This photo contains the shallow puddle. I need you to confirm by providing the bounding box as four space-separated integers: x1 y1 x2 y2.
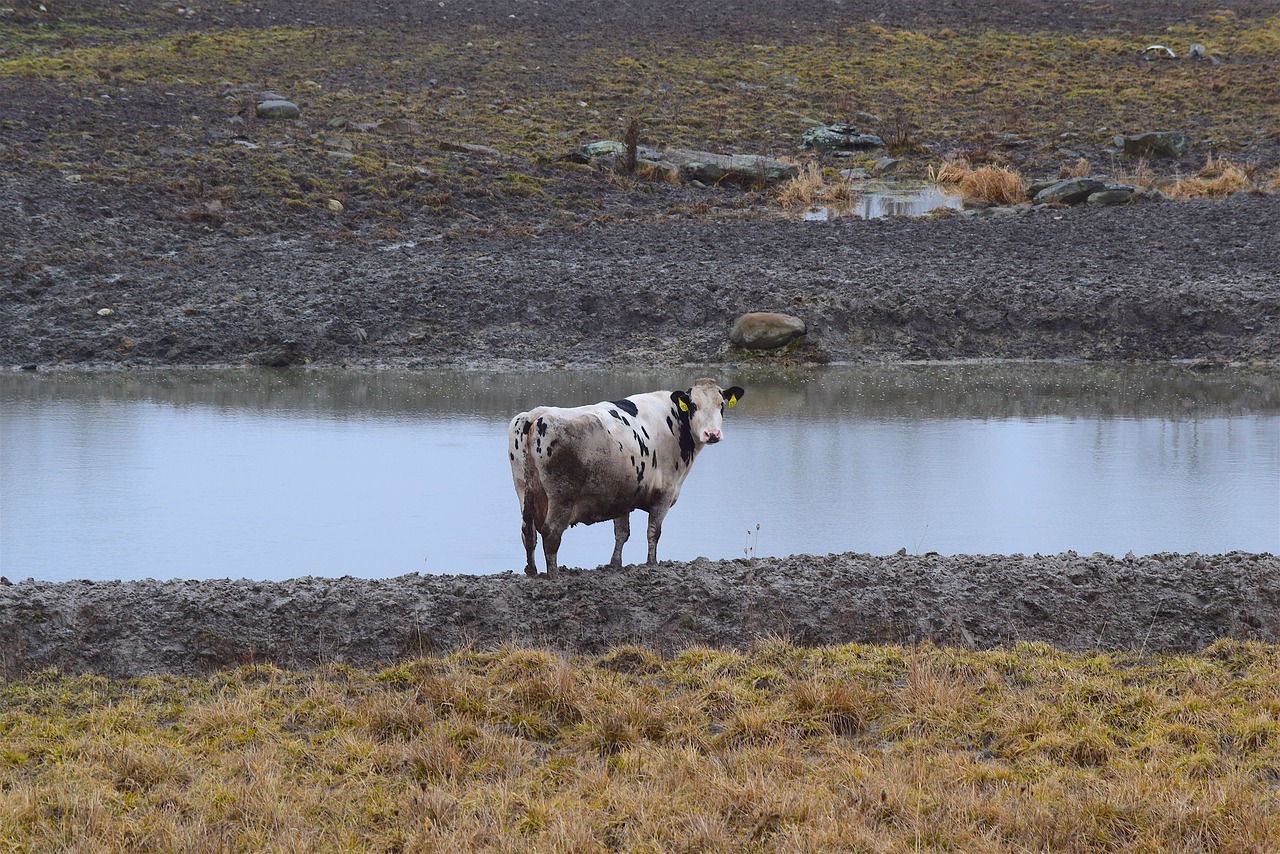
802 181 963 220
2 365 1277 581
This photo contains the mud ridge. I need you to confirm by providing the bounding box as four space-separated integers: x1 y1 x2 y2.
2 551 1275 676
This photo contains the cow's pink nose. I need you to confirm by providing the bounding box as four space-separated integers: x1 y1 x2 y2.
704 430 722 444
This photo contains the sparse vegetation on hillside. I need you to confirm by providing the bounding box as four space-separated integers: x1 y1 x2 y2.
1 10 1277 234
3 641 1278 851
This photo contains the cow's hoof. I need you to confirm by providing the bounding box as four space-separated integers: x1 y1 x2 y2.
524 565 538 577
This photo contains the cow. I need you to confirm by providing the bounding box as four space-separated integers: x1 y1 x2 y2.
508 378 745 578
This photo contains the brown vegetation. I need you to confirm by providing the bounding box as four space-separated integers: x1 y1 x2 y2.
3 641 1278 851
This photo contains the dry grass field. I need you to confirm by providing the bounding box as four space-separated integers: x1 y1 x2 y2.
3 640 1278 852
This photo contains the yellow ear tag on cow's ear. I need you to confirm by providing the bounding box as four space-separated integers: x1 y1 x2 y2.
678 398 689 413
727 394 738 409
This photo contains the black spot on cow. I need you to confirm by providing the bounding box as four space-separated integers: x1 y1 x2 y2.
613 399 639 417
640 424 650 440
671 404 696 465
536 418 548 437
633 431 649 459
666 415 675 434
636 461 646 483
509 452 515 461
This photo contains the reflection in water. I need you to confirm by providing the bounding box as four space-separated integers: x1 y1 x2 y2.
2 366 1277 582
802 182 964 221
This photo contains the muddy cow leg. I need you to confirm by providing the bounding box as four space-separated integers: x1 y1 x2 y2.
521 514 539 576
645 501 673 565
541 509 572 580
610 514 630 568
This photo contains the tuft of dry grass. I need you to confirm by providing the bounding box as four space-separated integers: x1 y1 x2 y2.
1059 157 1093 179
773 159 857 211
940 162 1028 206
2 641 1278 852
1168 154 1256 199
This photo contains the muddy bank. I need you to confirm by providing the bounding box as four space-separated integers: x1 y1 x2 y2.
2 552 1275 676
6 195 1280 369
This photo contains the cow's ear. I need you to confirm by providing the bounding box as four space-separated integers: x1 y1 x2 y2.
671 389 692 413
724 386 745 409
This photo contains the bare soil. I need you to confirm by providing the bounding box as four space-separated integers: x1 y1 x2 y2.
3 552 1277 677
2 0 1277 674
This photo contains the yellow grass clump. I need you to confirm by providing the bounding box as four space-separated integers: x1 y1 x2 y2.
932 158 1028 206
1167 154 1256 199
2 640 1278 852
774 159 857 210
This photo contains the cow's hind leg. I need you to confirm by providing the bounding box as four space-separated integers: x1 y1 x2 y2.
541 526 564 580
521 514 538 576
610 514 630 568
540 508 573 580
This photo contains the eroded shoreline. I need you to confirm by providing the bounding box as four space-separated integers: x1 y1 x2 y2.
3 551 1276 676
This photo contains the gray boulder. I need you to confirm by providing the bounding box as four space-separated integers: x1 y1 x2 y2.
1033 178 1108 205
1114 132 1188 159
659 149 798 186
730 312 807 351
571 141 797 186
799 124 885 152
256 99 300 120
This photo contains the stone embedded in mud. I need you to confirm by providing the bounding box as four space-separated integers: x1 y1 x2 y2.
730 312 807 350
1087 188 1135 206
1113 131 1188 159
374 118 422 135
1033 177 1108 205
569 141 797 186
799 123 885 152
256 99 300 119
659 149 799 186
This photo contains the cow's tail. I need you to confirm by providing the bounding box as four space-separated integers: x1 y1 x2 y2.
511 412 547 530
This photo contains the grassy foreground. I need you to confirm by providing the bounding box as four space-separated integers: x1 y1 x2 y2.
2 640 1278 852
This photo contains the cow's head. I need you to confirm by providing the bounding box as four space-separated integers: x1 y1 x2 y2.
671 378 746 447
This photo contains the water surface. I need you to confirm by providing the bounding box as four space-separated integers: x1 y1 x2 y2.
2 366 1276 582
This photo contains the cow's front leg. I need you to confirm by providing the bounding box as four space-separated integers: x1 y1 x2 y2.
645 502 673 564
610 514 630 568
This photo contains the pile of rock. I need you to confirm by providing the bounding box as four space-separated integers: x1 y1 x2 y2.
569 141 798 187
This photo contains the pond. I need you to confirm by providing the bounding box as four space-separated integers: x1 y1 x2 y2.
2 366 1277 582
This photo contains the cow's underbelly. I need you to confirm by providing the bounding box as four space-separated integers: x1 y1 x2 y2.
568 477 660 525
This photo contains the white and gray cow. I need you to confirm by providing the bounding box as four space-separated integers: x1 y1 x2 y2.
508 378 745 578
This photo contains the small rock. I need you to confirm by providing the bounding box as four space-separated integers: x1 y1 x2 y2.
326 199 344 212
256 99 300 119
872 156 902 175
839 167 872 180
257 340 306 367
730 312 807 350
1086 188 1134 206
96 307 115 317
440 141 502 157
374 118 422 135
